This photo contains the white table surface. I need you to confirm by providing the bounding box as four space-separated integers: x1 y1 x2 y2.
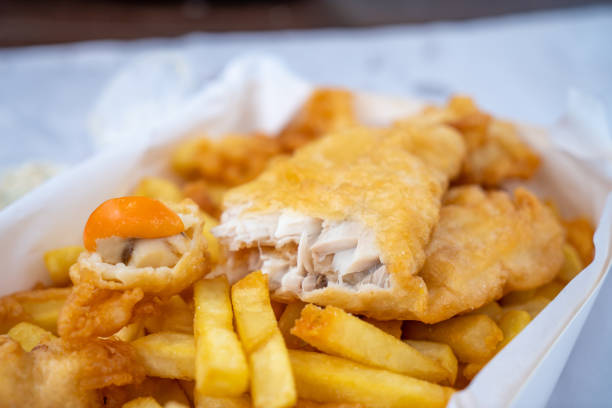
1 5 611 407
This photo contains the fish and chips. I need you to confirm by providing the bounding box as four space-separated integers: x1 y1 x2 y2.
0 88 595 407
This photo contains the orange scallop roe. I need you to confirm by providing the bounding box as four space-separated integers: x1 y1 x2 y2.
83 196 184 251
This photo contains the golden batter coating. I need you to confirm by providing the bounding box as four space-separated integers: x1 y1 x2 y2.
398 96 540 186
0 335 144 408
415 186 565 323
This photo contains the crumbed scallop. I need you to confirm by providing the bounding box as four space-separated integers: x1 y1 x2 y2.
70 200 210 296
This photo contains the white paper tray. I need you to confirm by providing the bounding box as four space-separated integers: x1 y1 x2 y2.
1 56 611 408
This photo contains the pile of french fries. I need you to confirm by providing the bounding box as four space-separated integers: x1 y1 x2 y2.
0 173 592 408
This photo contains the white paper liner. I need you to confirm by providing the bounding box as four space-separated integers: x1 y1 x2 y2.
0 55 610 408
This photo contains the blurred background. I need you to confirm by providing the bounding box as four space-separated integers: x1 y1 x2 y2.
1 0 609 46
1 2 612 406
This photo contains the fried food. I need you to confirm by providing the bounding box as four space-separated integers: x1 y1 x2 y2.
291 305 450 384
0 335 144 408
502 296 550 318
289 350 454 408
414 185 564 323
0 287 70 334
563 217 595 265
278 88 357 152
133 177 184 203
214 125 466 320
44 246 85 286
497 310 532 349
399 95 540 186
278 301 311 349
362 317 403 339
8 321 56 351
183 180 227 219
123 397 163 408
58 283 145 339
557 243 584 283
404 340 458 386
296 401 364 408
144 295 193 334
404 314 503 363
231 271 296 408
194 277 249 397
195 395 251 408
61 198 210 339
70 198 209 296
464 301 504 322
132 332 195 380
105 378 191 408
172 133 282 186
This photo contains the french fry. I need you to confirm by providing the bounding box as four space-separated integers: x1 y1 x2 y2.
123 397 163 408
195 395 251 408
278 301 310 349
43 246 84 286
231 271 296 408
535 281 564 300
193 277 249 397
464 301 503 322
133 177 184 203
403 314 503 363
132 332 195 380
289 350 454 408
460 309 532 381
502 296 550 318
404 340 458 386
8 322 56 351
362 317 403 338
144 295 194 334
497 310 532 349
563 217 595 265
292 305 448 384
557 243 584 283
172 138 207 179
0 287 70 334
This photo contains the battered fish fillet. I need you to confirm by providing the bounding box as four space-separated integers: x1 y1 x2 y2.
213 125 466 319
0 335 144 408
415 186 564 323
398 96 540 186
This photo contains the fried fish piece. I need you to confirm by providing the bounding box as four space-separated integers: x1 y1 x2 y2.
277 88 357 152
172 133 282 186
62 198 209 338
213 125 466 319
0 335 144 408
415 186 564 323
399 96 540 186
